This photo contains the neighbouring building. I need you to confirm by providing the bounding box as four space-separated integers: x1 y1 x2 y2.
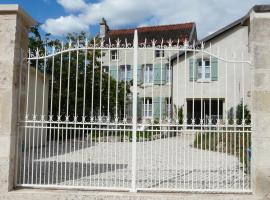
171 16 252 124
99 18 197 122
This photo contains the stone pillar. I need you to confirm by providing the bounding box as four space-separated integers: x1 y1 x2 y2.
249 7 270 199
0 5 35 192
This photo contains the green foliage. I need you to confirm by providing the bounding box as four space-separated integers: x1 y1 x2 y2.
193 130 251 173
228 100 251 125
173 105 183 124
29 25 131 121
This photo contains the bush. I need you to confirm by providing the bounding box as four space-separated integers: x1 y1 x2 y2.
193 129 251 173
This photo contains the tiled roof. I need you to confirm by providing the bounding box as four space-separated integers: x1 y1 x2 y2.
104 22 196 45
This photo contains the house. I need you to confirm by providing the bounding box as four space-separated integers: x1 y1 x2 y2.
99 19 197 122
171 16 252 124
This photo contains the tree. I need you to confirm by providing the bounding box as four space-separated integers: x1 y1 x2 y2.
29 25 131 122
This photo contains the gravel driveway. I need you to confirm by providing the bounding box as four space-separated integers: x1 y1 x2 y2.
18 132 250 192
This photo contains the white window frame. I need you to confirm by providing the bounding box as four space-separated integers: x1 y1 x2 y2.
197 59 211 82
143 64 153 84
143 98 152 118
166 64 171 84
111 50 118 61
120 65 131 81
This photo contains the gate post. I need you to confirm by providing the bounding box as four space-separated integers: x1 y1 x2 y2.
0 5 35 192
249 5 270 198
131 29 138 192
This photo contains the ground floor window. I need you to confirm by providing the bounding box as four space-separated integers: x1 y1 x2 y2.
187 99 223 124
143 98 152 117
166 97 172 117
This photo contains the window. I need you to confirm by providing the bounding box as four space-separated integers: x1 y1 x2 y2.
143 98 152 117
166 97 172 117
197 59 210 81
166 64 171 83
143 64 153 84
103 66 109 73
111 50 118 60
155 49 165 58
119 65 131 81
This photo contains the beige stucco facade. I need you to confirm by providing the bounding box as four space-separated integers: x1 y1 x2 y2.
172 25 252 121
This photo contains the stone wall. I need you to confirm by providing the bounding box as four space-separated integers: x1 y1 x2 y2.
0 5 35 192
249 9 270 199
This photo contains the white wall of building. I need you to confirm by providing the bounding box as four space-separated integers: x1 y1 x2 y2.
172 25 252 120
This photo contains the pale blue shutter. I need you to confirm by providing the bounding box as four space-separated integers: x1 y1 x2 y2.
211 57 218 81
153 97 160 119
160 97 166 118
189 59 197 81
154 64 166 85
153 97 166 119
137 65 142 84
137 97 143 119
110 65 117 80
127 65 132 81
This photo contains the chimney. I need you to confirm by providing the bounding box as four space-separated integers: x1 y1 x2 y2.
99 18 109 38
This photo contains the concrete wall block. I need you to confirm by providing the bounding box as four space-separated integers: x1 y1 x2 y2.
252 91 270 113
251 17 270 44
254 71 270 90
252 137 270 167
0 89 12 135
253 45 270 69
0 5 35 192
0 158 10 192
252 113 270 137
254 167 270 197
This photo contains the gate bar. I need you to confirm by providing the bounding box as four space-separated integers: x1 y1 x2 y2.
131 30 138 192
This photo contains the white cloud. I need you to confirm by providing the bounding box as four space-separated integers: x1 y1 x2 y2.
41 15 88 36
57 0 87 12
42 0 270 37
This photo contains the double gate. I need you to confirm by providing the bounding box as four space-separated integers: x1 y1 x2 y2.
16 30 252 193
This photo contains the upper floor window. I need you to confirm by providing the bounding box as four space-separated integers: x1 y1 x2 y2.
111 50 118 60
197 59 210 81
155 49 165 58
143 64 153 84
119 65 132 81
189 57 218 82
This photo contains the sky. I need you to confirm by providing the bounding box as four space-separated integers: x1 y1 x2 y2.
2 0 270 39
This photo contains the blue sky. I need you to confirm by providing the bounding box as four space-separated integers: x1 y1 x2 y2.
2 0 270 39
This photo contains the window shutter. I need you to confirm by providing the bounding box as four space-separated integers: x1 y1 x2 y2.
110 65 118 80
153 97 160 119
153 97 166 119
154 64 166 85
126 66 132 81
211 57 218 81
189 59 197 81
160 97 166 118
137 97 143 119
137 65 142 84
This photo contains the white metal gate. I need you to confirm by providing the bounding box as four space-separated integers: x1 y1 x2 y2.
16 30 252 193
